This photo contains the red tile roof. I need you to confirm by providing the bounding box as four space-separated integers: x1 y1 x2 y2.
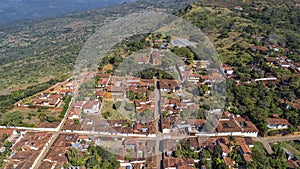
240 144 252 154
97 74 111 78
98 78 107 85
267 118 289 125
96 90 105 97
224 157 234 166
243 154 252 162
0 128 14 138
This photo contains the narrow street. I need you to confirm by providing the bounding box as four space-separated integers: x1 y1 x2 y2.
33 78 82 169
154 77 162 169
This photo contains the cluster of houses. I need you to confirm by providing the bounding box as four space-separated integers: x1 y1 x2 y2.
100 119 156 135
161 111 260 138
162 135 255 169
222 37 300 85
16 80 77 108
0 127 92 169
177 60 225 85
249 40 300 74
39 134 84 169
31 93 62 107
264 55 300 73
116 138 158 169
6 131 54 168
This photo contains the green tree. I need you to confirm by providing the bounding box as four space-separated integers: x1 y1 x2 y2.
66 147 85 166
174 149 182 157
102 111 111 119
141 110 153 118
47 116 57 122
128 90 135 100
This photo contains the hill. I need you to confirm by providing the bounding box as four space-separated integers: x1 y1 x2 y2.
0 0 195 94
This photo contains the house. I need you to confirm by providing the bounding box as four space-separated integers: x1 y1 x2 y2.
239 144 252 162
129 86 148 94
60 88 73 95
250 46 269 54
235 137 254 148
174 119 206 134
161 116 177 133
135 54 149 64
223 157 234 169
234 6 243 11
280 62 290 68
0 129 15 142
223 64 234 75
214 113 259 137
31 93 62 107
133 121 156 134
267 118 289 130
140 79 155 88
105 86 125 98
269 44 279 52
97 73 111 79
96 90 106 98
239 143 252 155
200 60 211 69
292 62 300 72
68 108 81 120
82 100 100 114
159 79 180 92
150 52 163 66
200 72 224 85
219 142 230 157
264 56 279 64
163 157 195 169
181 72 200 84
234 115 259 137
97 78 108 88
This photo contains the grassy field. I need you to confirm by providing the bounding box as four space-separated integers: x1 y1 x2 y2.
100 100 125 120
3 107 61 127
279 141 300 159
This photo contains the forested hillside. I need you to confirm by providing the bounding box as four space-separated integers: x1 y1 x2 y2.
180 0 300 136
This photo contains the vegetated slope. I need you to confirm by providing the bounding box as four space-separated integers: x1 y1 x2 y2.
181 0 300 135
180 1 299 168
0 0 194 94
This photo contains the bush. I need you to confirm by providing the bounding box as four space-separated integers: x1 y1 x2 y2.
268 130 279 136
125 103 135 111
47 116 58 122
102 111 111 119
59 95 71 118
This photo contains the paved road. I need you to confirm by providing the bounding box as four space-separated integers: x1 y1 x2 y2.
254 137 274 154
254 135 300 154
154 77 162 169
33 77 82 169
264 135 300 143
